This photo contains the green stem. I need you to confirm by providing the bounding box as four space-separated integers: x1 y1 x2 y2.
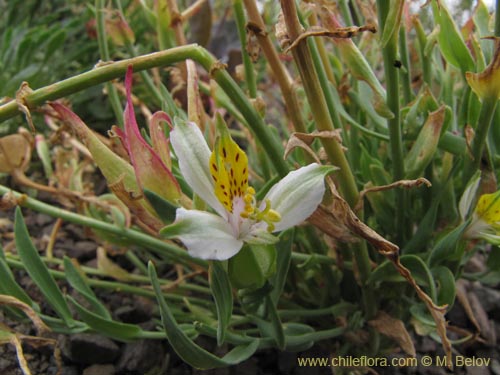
0 44 288 176
233 0 257 98
0 184 207 267
5 257 213 307
96 0 124 125
376 0 406 243
463 95 498 182
279 0 359 207
125 250 149 275
496 0 500 36
398 26 413 104
0 185 336 268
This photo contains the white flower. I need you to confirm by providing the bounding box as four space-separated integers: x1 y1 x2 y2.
161 119 333 260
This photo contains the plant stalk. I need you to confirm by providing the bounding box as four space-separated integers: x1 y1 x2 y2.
0 44 289 176
279 0 359 207
233 0 257 98
96 0 124 125
376 0 406 243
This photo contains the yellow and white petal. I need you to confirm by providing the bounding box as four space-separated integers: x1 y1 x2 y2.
475 191 500 226
170 119 227 218
160 208 243 260
263 163 334 232
209 117 249 213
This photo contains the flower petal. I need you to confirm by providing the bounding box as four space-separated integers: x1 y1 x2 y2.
170 118 227 218
475 191 500 225
161 208 243 260
459 170 481 220
264 163 333 232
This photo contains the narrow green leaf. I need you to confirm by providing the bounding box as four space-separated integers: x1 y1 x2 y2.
14 207 74 326
369 254 436 299
209 261 233 346
265 295 285 350
270 230 294 304
380 0 404 48
63 257 111 320
68 296 142 341
428 221 469 267
149 261 259 369
432 266 456 307
143 188 177 223
0 257 37 309
431 0 474 73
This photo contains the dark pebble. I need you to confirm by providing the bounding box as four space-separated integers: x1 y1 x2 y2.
83 364 116 375
67 240 97 261
60 333 120 365
117 339 164 373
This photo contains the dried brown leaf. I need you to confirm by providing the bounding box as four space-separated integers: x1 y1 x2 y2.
368 311 416 357
15 82 35 133
284 24 376 53
0 295 49 335
0 133 32 173
97 247 133 281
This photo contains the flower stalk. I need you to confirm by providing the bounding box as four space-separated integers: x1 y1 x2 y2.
96 0 124 125
0 44 288 176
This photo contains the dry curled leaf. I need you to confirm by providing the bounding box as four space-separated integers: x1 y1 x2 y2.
15 82 35 133
0 132 32 174
368 311 416 357
97 247 133 282
356 178 432 211
284 136 452 367
284 24 376 53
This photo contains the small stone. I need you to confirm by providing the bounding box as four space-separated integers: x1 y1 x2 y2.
60 334 120 365
68 240 97 261
114 297 153 324
82 364 115 375
117 339 164 373
473 284 500 315
35 213 53 227
491 359 500 375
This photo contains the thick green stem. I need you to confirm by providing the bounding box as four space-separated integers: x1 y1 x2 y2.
399 26 413 104
463 95 498 182
279 0 359 207
0 44 288 176
96 0 124 125
0 184 206 267
5 257 213 307
376 0 406 243
242 0 308 135
233 0 257 98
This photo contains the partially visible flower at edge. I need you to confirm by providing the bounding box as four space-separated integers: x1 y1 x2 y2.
161 118 334 261
464 191 500 244
461 172 500 244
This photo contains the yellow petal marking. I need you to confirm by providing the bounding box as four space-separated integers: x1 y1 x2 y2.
209 132 248 213
476 192 500 225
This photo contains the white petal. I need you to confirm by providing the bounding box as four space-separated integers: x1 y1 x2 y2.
170 119 227 218
264 163 333 232
477 232 500 245
459 170 481 220
161 208 243 260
